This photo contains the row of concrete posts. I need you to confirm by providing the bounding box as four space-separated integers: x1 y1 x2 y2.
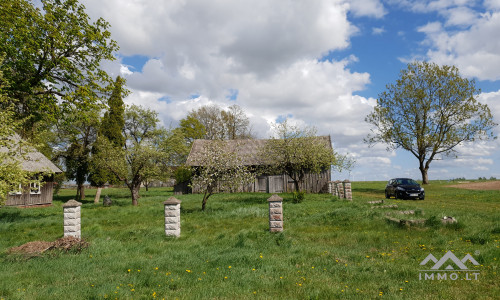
62 195 284 239
328 180 352 200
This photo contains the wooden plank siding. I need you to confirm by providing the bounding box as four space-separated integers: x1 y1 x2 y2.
190 169 330 194
5 177 56 207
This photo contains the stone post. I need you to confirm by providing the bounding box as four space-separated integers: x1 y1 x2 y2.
63 199 82 238
328 181 333 194
334 180 341 198
164 197 181 237
337 180 344 198
268 194 283 232
343 180 352 201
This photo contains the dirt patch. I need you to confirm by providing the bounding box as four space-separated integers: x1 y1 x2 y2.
8 236 89 255
445 180 500 190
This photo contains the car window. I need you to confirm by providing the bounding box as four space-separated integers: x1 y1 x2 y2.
408 179 418 185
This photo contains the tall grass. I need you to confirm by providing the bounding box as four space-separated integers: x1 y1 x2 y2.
0 181 499 299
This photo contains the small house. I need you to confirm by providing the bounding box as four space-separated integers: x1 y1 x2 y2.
2 136 62 207
185 137 332 194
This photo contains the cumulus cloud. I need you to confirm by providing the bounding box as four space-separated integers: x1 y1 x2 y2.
347 0 387 18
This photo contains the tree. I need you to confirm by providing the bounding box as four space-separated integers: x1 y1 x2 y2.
221 104 254 139
191 140 255 211
92 105 169 206
89 76 127 203
99 76 126 148
365 61 497 184
262 120 352 193
0 66 29 204
188 105 225 140
0 0 118 136
184 104 253 140
179 115 206 145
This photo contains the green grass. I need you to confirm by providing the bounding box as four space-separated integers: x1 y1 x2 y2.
1 181 499 299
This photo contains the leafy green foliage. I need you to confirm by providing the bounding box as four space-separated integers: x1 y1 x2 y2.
174 166 192 184
0 61 29 204
99 76 126 148
0 0 118 135
179 115 206 145
292 190 306 203
92 105 170 205
365 61 497 183
89 76 127 188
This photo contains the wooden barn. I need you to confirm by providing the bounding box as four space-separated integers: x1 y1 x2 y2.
3 137 62 207
185 137 332 194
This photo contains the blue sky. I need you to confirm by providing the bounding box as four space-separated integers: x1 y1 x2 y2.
82 0 500 181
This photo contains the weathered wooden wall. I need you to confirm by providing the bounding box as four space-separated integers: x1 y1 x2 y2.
190 169 331 194
5 181 55 207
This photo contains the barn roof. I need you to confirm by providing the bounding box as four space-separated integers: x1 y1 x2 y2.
185 136 332 167
0 135 62 174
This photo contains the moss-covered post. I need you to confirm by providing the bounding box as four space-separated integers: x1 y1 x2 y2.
268 194 283 232
164 197 181 237
63 200 82 238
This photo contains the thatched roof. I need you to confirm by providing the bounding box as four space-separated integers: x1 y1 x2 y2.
0 135 62 174
185 136 332 167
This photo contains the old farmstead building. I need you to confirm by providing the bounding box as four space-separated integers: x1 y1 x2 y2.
185 137 332 194
3 138 62 207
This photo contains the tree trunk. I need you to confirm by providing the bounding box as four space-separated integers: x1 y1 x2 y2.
79 184 85 200
293 180 300 193
419 163 429 184
76 182 85 201
130 184 141 206
94 187 102 204
202 192 209 211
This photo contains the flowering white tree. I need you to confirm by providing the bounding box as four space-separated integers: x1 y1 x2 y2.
191 140 255 211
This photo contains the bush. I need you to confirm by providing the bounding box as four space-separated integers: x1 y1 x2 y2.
292 190 306 203
174 166 192 183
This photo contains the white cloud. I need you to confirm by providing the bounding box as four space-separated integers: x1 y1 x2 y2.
347 0 387 18
372 27 386 35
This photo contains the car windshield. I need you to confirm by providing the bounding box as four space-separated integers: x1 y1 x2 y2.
397 179 418 185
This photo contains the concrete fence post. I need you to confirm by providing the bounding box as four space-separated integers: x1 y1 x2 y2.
268 194 283 232
343 180 352 201
164 197 181 237
63 200 82 238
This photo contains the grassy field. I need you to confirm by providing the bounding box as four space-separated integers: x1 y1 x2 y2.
0 181 499 299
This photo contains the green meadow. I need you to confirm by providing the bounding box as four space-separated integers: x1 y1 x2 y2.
0 181 499 299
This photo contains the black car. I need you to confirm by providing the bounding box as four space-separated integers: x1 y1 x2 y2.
385 178 425 200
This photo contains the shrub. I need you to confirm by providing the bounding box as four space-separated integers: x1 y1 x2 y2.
292 190 306 203
174 166 192 183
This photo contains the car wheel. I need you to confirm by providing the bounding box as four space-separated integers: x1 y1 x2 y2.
394 191 398 199
385 191 390 199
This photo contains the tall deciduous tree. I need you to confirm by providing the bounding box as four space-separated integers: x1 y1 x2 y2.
0 0 118 136
262 120 352 193
183 104 253 140
221 104 253 139
365 61 497 184
92 105 169 206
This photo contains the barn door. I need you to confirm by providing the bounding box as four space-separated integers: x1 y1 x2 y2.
272 175 284 193
257 176 268 193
